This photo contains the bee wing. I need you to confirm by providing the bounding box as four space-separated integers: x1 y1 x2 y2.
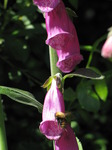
65 112 72 123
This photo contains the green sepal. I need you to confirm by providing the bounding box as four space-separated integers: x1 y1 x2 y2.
54 73 63 90
41 73 63 92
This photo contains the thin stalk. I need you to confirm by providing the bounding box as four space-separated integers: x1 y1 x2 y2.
80 45 100 53
49 47 61 150
4 0 8 9
53 140 55 150
86 34 107 68
49 46 61 76
0 95 8 150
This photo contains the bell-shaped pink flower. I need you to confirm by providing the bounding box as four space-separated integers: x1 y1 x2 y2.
56 37 83 73
101 36 112 58
55 125 79 150
39 79 65 140
33 0 60 12
45 1 77 50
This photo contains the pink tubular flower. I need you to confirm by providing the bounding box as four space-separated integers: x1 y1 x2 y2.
101 36 112 58
56 38 83 73
45 1 77 50
55 125 79 150
39 79 65 140
33 0 60 12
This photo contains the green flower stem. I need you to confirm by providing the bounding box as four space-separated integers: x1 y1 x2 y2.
49 46 61 76
86 34 107 68
0 95 8 150
49 46 61 150
53 140 55 150
4 0 8 9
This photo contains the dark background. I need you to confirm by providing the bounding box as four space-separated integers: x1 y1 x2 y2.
0 0 112 150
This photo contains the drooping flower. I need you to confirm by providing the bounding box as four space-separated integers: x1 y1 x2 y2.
45 1 77 50
56 38 83 73
39 78 65 140
33 0 60 12
55 125 79 150
101 36 112 58
45 0 83 72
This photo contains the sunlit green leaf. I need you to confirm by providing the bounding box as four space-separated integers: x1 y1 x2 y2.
0 38 4 45
0 86 43 112
71 121 78 129
76 137 83 150
94 80 108 101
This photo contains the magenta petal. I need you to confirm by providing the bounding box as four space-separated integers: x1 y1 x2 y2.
33 0 60 12
42 79 65 121
55 125 79 150
101 36 112 58
40 79 65 140
56 37 83 73
45 1 76 50
39 120 63 140
46 33 73 50
57 53 83 73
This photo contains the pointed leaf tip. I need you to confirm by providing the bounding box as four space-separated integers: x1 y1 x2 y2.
0 86 43 112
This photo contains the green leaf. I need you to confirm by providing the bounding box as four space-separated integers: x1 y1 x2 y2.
64 88 76 101
94 80 108 102
4 37 30 63
71 121 78 129
77 82 100 112
94 138 108 150
63 68 104 81
0 86 43 113
76 137 83 150
80 45 93 51
69 0 78 9
103 69 112 79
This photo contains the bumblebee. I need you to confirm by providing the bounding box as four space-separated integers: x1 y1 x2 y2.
55 112 71 129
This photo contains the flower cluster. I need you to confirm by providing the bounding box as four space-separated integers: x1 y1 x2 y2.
33 0 80 149
34 0 83 73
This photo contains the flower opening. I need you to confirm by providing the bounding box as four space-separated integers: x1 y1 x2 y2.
33 0 60 12
45 1 76 50
39 79 65 140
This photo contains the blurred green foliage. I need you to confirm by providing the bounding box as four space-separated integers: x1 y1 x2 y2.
0 0 112 150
